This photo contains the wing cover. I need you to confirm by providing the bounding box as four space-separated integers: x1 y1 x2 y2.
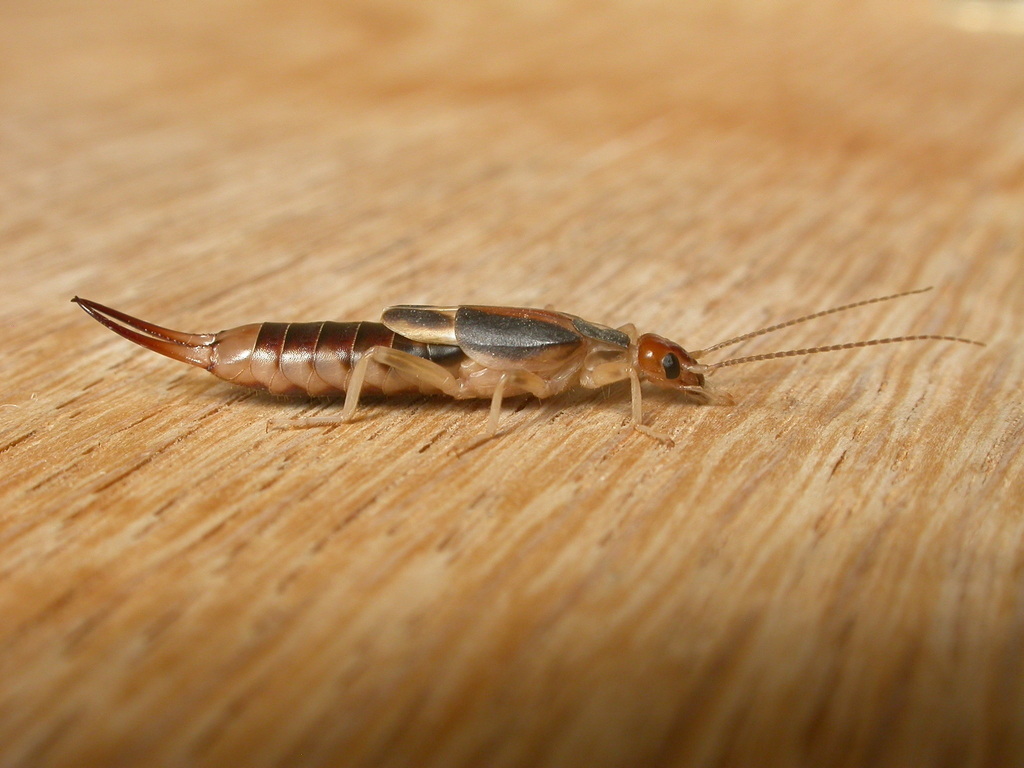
454 306 584 370
382 305 459 345
571 317 630 349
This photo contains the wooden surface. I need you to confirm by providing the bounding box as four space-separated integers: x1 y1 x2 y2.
2 1 1023 766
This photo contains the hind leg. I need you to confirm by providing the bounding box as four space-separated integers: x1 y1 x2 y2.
268 346 460 430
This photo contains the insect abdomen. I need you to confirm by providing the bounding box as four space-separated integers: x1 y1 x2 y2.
211 321 464 396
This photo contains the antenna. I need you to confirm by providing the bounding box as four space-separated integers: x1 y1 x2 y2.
705 334 985 371
691 286 935 359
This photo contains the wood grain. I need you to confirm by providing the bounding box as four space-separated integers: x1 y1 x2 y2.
2 1 1022 766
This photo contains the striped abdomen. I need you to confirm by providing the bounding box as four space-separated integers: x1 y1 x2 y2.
211 321 465 397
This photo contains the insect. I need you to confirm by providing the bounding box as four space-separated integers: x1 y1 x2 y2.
72 288 983 442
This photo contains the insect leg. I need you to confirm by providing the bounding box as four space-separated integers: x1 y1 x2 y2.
269 347 459 430
614 322 672 443
344 346 460 418
627 367 674 445
485 370 549 437
487 376 508 437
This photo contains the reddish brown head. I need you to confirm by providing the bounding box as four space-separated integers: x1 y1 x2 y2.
636 333 705 390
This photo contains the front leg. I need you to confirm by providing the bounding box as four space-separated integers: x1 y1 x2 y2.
617 323 672 444
627 367 674 445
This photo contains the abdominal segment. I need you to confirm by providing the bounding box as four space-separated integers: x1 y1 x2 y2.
210 321 465 396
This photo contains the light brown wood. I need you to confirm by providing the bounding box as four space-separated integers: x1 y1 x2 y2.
2 1 1022 766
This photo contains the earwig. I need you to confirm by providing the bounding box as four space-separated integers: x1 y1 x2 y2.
72 288 984 442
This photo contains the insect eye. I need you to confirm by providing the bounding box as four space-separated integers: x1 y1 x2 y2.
661 353 681 380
